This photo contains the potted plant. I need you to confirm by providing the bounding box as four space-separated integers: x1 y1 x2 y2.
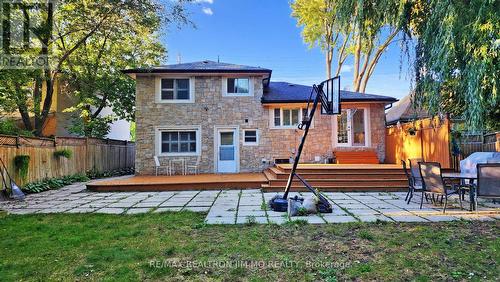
13 155 30 180
407 127 417 136
53 149 73 159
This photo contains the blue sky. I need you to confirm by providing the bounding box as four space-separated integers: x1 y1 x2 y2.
162 0 412 99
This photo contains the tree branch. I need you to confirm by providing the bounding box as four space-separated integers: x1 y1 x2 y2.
334 33 349 77
360 29 399 92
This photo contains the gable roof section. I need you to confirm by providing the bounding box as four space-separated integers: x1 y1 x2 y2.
386 94 429 125
263 82 397 104
123 60 272 74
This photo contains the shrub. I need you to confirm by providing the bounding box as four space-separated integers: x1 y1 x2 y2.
53 149 72 159
22 173 90 194
86 167 134 179
0 119 33 136
13 155 30 180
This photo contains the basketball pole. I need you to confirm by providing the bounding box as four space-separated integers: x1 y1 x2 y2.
269 76 339 213
282 84 321 200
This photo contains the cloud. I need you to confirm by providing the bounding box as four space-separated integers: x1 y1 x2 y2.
202 7 213 15
340 64 353 73
194 0 213 4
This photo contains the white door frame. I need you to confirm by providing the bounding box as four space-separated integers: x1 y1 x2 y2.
332 106 371 148
214 126 240 173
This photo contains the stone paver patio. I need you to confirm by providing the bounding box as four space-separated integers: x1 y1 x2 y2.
1 179 499 224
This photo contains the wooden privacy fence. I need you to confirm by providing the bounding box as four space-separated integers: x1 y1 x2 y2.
458 132 500 158
385 117 451 168
0 135 135 186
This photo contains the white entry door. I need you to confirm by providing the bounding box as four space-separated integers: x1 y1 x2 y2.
216 128 238 173
335 108 368 147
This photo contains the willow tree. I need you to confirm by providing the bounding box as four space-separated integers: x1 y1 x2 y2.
292 0 409 92
406 0 499 130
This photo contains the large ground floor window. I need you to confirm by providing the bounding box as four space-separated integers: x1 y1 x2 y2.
156 126 201 156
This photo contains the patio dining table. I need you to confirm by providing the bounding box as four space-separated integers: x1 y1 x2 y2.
442 172 477 211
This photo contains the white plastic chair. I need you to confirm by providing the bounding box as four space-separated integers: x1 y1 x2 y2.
186 155 201 175
154 156 171 176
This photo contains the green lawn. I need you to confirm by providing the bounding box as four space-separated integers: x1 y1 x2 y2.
0 211 498 281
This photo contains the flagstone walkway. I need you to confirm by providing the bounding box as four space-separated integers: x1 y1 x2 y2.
1 178 498 224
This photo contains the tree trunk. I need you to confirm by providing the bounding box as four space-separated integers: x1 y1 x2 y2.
14 83 33 131
334 34 349 77
359 30 399 93
352 31 362 91
326 49 332 79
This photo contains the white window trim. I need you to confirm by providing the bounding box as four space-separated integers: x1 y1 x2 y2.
155 125 201 156
155 77 195 103
222 77 254 97
332 106 371 148
242 129 259 146
269 107 309 129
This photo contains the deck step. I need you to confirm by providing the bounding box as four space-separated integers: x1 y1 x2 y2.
261 164 407 192
269 172 406 180
261 184 405 192
334 151 380 164
267 179 406 187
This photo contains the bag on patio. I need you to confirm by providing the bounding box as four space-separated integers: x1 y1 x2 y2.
302 196 318 214
287 196 304 216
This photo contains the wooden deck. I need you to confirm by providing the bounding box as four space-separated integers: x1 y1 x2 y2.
86 173 267 192
87 164 410 192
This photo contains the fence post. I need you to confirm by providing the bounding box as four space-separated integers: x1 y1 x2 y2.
125 141 128 169
85 137 89 173
496 132 500 152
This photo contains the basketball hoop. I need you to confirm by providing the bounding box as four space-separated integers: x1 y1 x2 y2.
269 76 340 213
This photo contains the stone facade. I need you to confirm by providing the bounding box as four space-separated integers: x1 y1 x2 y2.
134 74 387 175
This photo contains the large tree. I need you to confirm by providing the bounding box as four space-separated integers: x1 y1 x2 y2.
405 0 499 130
292 0 409 92
0 0 190 136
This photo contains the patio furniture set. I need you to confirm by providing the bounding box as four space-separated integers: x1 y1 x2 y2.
402 152 500 213
154 156 201 176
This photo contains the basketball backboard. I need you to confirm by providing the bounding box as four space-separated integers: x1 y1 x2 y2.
320 76 340 115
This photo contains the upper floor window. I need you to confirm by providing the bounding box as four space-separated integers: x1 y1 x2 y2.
223 77 253 97
227 78 249 94
156 77 194 103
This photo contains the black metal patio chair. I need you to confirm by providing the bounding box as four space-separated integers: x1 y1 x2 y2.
402 159 427 204
409 158 424 186
474 164 500 210
419 162 462 213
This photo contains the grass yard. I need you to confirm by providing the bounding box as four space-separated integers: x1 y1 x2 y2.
0 211 498 281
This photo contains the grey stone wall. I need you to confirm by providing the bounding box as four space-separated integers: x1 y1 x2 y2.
134 75 387 175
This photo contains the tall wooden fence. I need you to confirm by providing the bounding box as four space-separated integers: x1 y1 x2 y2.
385 117 451 168
458 132 500 158
0 135 135 187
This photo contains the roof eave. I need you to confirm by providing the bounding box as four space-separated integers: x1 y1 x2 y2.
122 69 272 74
261 99 397 104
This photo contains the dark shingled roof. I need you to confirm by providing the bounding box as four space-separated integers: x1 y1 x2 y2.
123 60 272 74
263 82 398 104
